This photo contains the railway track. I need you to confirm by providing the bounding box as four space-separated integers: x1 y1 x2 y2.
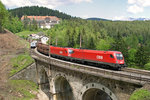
122 67 150 76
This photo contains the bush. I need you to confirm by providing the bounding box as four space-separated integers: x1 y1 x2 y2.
144 63 150 70
129 89 150 100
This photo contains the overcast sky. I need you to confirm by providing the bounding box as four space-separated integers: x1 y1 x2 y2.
2 0 150 20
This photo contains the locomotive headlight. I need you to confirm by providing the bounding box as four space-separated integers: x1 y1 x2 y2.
116 61 118 63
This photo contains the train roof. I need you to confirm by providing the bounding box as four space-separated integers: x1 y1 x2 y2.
50 46 122 54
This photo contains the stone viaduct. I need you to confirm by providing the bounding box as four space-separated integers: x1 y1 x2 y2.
31 49 149 100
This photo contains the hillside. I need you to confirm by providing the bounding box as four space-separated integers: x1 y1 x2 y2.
87 17 109 21
0 30 24 51
0 30 39 100
9 6 73 19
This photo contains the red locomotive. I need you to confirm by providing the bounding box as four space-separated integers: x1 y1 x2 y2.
37 43 127 70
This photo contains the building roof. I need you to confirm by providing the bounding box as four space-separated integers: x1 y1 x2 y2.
21 16 60 21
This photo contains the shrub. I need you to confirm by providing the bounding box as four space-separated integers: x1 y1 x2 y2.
144 63 150 70
129 89 150 100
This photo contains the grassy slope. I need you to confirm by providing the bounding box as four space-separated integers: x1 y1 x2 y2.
10 53 34 76
9 30 38 99
7 80 38 100
16 30 38 38
16 30 48 39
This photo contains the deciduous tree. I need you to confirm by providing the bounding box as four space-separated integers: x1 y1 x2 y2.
0 1 8 32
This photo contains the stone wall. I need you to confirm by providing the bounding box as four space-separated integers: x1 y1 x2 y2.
9 63 37 83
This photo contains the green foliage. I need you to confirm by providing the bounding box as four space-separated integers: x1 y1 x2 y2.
111 32 129 62
22 16 39 31
9 6 73 19
96 38 112 50
47 19 150 67
5 17 23 33
129 89 150 100
10 53 34 76
23 16 30 30
128 48 137 66
144 63 150 70
32 18 38 30
0 1 8 32
125 34 139 49
135 44 149 67
8 80 38 100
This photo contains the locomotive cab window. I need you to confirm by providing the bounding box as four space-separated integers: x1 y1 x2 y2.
68 49 74 54
116 53 123 60
110 54 114 58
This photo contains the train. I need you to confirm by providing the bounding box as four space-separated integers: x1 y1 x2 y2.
37 43 127 70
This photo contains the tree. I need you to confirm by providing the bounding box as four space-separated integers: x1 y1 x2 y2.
135 44 149 67
70 29 76 47
5 17 23 33
0 1 8 32
32 18 38 30
81 28 87 48
128 48 137 66
111 32 128 63
23 16 30 30
76 31 81 48
125 34 139 49
96 39 111 50
88 36 95 49
66 29 71 47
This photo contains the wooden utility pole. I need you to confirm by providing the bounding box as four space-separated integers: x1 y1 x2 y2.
49 36 51 57
55 38 57 46
80 33 82 49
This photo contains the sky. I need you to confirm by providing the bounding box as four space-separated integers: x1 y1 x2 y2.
2 0 150 20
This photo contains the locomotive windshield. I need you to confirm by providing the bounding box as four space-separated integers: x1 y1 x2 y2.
68 49 74 54
116 53 123 60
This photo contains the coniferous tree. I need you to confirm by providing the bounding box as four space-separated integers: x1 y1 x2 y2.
112 32 128 63
23 16 30 30
66 29 71 47
76 31 81 48
135 44 149 67
70 29 76 47
88 36 95 49
32 18 38 30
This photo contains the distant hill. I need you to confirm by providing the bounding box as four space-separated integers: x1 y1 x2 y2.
127 17 150 21
86 17 110 21
113 17 150 21
9 6 73 19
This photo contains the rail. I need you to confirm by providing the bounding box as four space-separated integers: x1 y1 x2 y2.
122 68 150 76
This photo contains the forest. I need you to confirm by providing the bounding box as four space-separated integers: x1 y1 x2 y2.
47 19 150 69
9 6 73 19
